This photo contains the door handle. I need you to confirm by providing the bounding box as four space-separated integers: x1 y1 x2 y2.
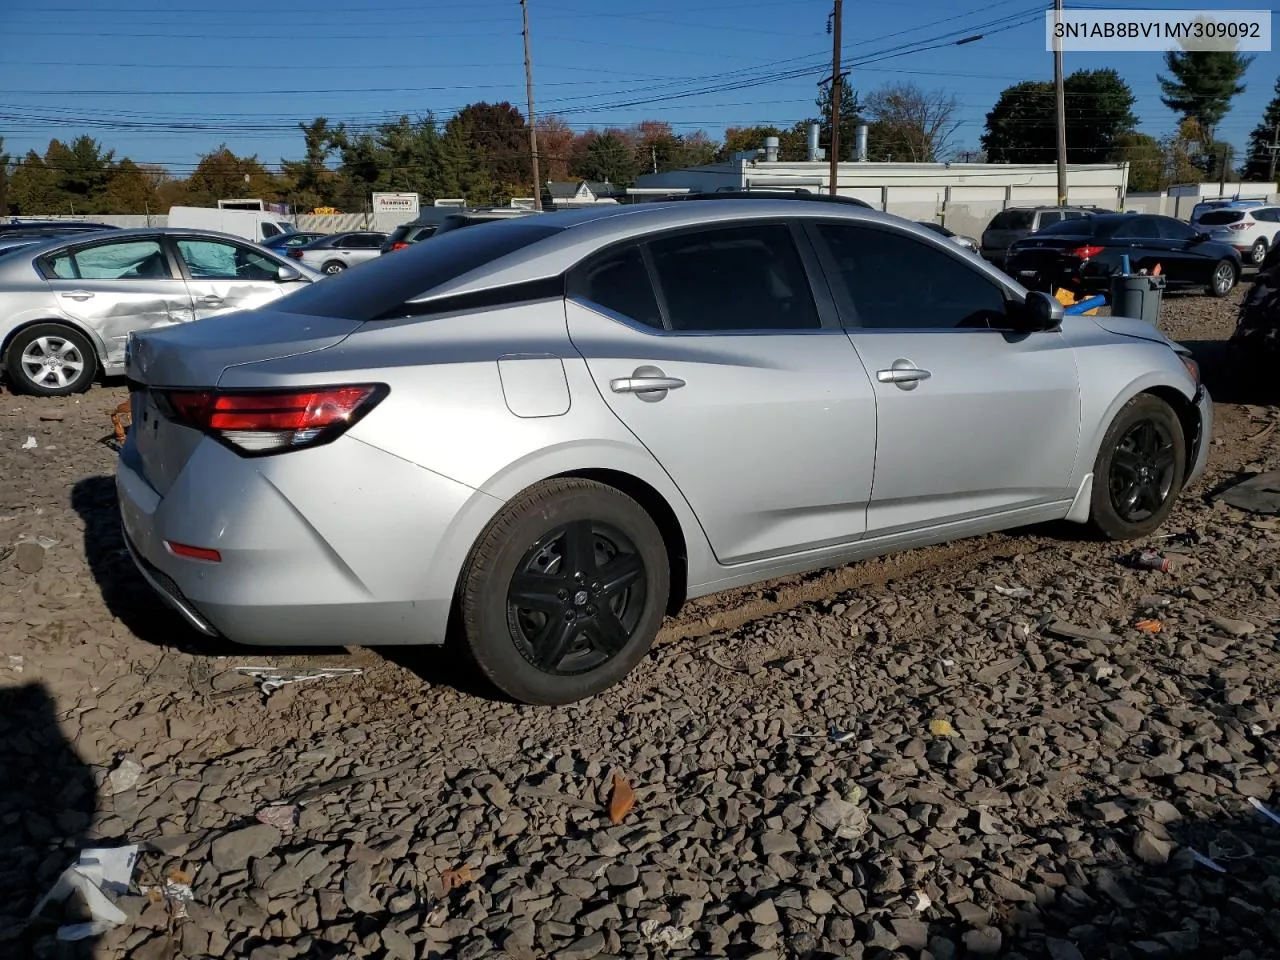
200 295 224 305
610 365 685 402
876 359 931 391
60 291 94 301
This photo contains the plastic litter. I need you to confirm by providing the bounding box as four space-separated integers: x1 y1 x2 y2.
991 585 1031 599
640 919 694 948
928 718 957 737
21 436 37 450
140 867 197 920
1125 549 1172 572
234 665 363 695
1188 848 1227 873
909 888 932 912
8 654 22 673
1134 619 1163 634
827 724 857 744
1247 796 1280 827
30 844 140 938
608 771 636 824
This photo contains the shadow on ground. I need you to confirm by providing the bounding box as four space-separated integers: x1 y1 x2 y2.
0 683 98 956
1176 339 1280 408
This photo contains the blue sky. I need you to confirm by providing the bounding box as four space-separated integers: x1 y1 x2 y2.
3 0 1276 175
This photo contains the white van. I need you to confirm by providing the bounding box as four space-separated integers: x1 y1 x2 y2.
167 206 295 243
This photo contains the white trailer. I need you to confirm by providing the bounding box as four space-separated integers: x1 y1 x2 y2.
167 206 295 243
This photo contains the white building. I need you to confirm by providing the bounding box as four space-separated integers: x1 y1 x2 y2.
633 159 1130 238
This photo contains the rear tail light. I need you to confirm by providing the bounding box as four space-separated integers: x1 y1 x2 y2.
157 384 388 455
287 249 304 259
1068 245 1105 259
1227 220 1252 231
391 241 409 251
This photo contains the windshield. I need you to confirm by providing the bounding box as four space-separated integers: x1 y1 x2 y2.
276 219 564 321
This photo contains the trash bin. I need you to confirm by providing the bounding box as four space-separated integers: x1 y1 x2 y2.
1109 273 1166 326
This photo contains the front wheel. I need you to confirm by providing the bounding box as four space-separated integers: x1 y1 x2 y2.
1208 260 1237 297
459 478 669 705
4 323 98 396
1088 394 1186 540
322 260 346 275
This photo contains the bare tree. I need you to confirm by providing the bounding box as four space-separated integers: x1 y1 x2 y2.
863 83 961 162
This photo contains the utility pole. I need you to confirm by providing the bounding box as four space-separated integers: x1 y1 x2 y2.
1053 0 1067 205
1267 123 1279 182
828 0 843 197
652 146 658 175
1219 143 1231 197
520 0 542 210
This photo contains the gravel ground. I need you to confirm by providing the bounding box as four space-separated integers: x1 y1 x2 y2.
2 286 1279 960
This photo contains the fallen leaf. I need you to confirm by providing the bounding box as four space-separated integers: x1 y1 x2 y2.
440 865 473 892
928 718 957 737
1135 619 1163 634
608 771 636 824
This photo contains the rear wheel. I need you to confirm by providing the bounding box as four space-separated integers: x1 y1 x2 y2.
1208 260 1237 297
1249 238 1267 266
1088 394 1185 540
322 260 346 275
4 323 97 396
459 478 669 705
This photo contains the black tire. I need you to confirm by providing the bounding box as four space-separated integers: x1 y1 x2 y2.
1249 238 1267 266
459 478 669 705
321 260 346 275
1088 393 1186 541
1207 259 1237 297
4 323 98 397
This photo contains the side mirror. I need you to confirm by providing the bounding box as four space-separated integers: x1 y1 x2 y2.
1019 290 1063 332
1194 231 1211 242
276 264 302 282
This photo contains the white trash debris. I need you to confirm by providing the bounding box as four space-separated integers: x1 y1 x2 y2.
639 918 694 947
7 654 22 673
30 844 140 939
21 436 37 450
1187 848 1226 873
141 867 197 920
105 757 144 796
1247 795 1280 827
234 665 363 695
991 585 1031 599
909 888 932 912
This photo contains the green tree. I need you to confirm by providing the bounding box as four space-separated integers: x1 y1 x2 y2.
718 125 783 161
816 76 862 161
1158 46 1252 139
185 146 278 205
982 70 1137 164
103 158 158 214
1242 75 1280 180
451 101 529 191
573 132 640 187
280 117 337 211
1111 131 1165 192
8 150 65 214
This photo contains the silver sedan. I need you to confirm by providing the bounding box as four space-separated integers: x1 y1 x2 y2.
0 227 318 395
117 198 1212 704
287 231 388 275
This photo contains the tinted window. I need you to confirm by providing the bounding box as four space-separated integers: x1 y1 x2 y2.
1254 208 1280 223
989 210 1033 230
1158 218 1197 240
816 223 1007 330
648 224 819 332
342 233 384 249
573 245 662 329
277 219 563 321
1035 218 1097 237
1062 210 1088 220
47 239 171 280
1198 210 1246 225
177 239 279 280
260 222 282 239
1037 211 1063 227
1110 217 1160 240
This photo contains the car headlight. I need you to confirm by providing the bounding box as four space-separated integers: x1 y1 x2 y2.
1179 353 1200 386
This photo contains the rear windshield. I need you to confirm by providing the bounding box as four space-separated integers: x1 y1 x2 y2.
276 219 564 321
988 209 1034 230
1198 210 1246 225
1036 218 1098 236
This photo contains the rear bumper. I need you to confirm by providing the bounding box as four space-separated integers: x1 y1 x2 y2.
115 431 488 647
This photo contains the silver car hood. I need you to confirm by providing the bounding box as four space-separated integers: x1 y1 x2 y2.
127 309 360 388
1088 314 1173 347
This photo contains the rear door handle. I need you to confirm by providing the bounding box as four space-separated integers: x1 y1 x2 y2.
60 291 94 302
610 365 685 402
876 361 931 391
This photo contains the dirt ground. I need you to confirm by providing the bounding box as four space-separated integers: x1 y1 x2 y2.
2 284 1279 960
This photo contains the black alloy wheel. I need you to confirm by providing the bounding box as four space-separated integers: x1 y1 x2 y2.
507 520 646 675
1108 418 1177 524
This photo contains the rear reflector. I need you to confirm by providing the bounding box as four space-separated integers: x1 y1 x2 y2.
158 384 388 456
166 541 222 562
1068 245 1105 259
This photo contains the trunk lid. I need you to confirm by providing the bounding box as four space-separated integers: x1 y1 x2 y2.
124 309 361 496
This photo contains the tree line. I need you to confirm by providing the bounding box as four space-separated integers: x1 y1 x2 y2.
0 49 1276 216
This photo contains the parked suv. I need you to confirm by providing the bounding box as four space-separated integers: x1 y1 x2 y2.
1193 205 1280 266
981 206 1106 267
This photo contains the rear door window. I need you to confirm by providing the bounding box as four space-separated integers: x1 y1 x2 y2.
1111 217 1160 240
1036 211 1063 228
570 244 663 329
43 239 171 280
